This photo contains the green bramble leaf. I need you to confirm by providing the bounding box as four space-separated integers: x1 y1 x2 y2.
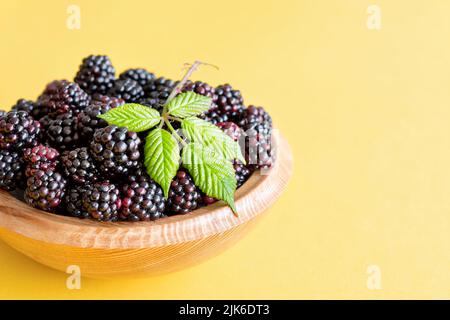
98 103 161 132
167 91 212 118
182 143 237 214
144 128 180 198
181 117 245 164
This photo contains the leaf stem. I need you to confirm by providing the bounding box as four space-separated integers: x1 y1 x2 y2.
167 115 184 122
165 118 187 147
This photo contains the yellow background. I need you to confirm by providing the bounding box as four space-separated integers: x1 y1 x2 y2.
0 0 449 299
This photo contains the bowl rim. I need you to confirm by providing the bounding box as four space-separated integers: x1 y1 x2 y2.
0 131 293 249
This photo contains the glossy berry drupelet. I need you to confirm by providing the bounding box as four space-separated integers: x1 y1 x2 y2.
37 80 91 116
89 125 141 177
74 55 116 95
46 114 79 151
234 160 252 188
0 110 41 150
182 81 216 99
214 84 245 122
202 107 229 125
108 78 144 103
0 150 24 191
82 181 121 221
77 104 112 139
24 170 67 212
166 170 201 215
65 185 89 219
120 173 166 222
119 68 155 88
91 94 125 109
61 147 98 184
143 77 176 106
23 144 59 178
11 99 46 120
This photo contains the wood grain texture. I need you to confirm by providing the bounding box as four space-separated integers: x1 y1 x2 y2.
0 132 293 278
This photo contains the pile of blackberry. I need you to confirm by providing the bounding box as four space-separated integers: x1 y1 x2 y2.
0 55 273 222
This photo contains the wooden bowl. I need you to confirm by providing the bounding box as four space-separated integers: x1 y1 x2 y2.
0 132 293 278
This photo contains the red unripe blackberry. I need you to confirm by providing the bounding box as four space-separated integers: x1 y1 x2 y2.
46 114 80 151
119 68 155 88
166 170 201 215
143 77 177 106
25 170 67 212
0 111 41 151
0 150 24 191
239 105 273 169
120 172 166 222
61 147 98 184
37 80 91 116
65 185 89 219
216 122 242 142
82 181 121 221
91 94 125 109
89 125 141 177
214 84 245 122
74 55 116 95
108 79 144 103
23 144 60 178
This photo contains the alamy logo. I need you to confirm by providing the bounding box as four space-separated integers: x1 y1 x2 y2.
366 265 382 290
66 5 81 30
367 5 382 30
66 265 81 289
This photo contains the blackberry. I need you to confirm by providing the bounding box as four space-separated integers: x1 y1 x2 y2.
0 110 41 150
23 144 59 178
108 79 144 103
202 107 229 125
90 125 141 177
46 114 79 151
91 94 125 109
182 81 216 99
0 150 24 191
74 55 116 95
138 97 163 113
0 110 6 118
11 99 46 120
120 173 166 222
61 147 98 184
214 84 245 122
166 170 201 215
24 170 67 212
77 104 111 139
82 181 121 221
119 68 155 87
239 105 273 169
37 80 91 116
234 160 251 188
65 185 89 219
216 122 242 141
143 77 176 106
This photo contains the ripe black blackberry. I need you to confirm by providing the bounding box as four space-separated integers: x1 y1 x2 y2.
46 114 79 151
120 173 166 222
119 68 155 88
234 160 251 188
11 99 47 120
214 84 245 122
82 181 121 221
0 110 6 118
91 94 125 109
74 55 116 95
239 105 273 169
216 122 242 142
61 147 98 184
166 170 201 215
24 170 67 212
143 77 176 106
37 80 91 116
202 107 229 124
0 110 41 150
77 104 111 139
138 97 163 113
108 79 144 103
65 185 89 219
23 144 59 178
182 81 216 99
89 125 141 177
0 150 24 191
